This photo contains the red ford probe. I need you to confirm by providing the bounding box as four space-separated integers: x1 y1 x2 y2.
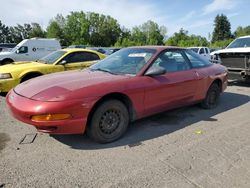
6 46 228 143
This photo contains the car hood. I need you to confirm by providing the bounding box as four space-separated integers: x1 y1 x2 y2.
0 51 12 56
0 61 46 73
14 69 130 101
211 47 250 55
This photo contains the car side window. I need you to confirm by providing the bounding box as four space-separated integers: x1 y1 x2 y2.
205 48 209 54
199 48 205 54
63 52 100 63
17 46 28 54
185 50 212 68
152 50 191 73
85 52 100 61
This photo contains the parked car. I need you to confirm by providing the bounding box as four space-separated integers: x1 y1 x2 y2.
0 43 17 52
0 49 105 92
210 35 250 82
189 47 211 60
0 38 61 65
6 46 227 143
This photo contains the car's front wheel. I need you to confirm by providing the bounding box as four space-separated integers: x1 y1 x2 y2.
201 83 220 109
87 99 129 143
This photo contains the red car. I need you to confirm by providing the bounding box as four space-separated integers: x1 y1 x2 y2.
6 46 228 143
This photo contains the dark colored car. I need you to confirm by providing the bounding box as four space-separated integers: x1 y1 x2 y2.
7 46 228 143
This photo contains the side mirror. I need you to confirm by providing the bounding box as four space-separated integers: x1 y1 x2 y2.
16 50 20 54
60 60 67 65
145 66 166 76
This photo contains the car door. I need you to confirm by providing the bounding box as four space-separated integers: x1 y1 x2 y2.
14 46 32 61
184 50 212 100
143 49 198 116
61 52 85 71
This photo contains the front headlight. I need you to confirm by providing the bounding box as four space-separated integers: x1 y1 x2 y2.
0 73 12 79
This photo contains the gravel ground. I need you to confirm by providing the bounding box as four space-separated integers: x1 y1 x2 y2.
0 81 250 188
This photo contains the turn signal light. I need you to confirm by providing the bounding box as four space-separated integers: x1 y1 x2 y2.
31 114 72 121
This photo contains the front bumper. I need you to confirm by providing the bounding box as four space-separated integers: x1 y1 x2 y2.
6 90 95 134
0 79 19 93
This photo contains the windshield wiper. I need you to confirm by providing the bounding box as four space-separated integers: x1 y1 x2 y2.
90 68 117 75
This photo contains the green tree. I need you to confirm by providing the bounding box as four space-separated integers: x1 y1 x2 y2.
234 26 250 37
64 11 90 45
0 20 12 43
166 28 188 46
212 14 232 43
29 23 46 38
114 27 131 47
210 39 234 48
9 24 32 43
115 20 166 47
87 13 121 46
46 14 68 45
165 28 208 47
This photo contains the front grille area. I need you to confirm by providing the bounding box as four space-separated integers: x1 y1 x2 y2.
219 53 250 70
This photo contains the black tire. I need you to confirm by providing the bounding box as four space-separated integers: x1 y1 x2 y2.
21 73 42 83
87 100 129 143
201 83 220 109
1 59 13 65
242 76 250 83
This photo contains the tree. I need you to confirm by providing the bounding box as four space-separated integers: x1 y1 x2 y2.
64 11 90 45
29 23 46 38
166 28 188 46
115 20 166 47
234 26 250 37
87 13 121 46
165 28 208 47
212 14 232 43
9 24 32 43
0 20 12 43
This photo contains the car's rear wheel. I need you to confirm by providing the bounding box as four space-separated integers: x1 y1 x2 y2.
87 100 129 143
201 83 220 109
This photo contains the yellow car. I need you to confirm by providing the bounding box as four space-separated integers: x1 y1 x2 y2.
0 48 106 92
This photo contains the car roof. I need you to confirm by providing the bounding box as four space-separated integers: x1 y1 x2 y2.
238 35 250 39
61 48 100 53
127 46 186 51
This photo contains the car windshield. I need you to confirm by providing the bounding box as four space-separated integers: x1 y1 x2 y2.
90 48 156 75
11 46 19 52
38 50 66 64
227 38 250 48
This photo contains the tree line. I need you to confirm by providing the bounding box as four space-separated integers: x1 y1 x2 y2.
0 11 250 48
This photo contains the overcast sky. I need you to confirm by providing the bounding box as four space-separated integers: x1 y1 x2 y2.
0 0 249 39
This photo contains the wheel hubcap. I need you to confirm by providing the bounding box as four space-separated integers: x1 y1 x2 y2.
99 109 121 134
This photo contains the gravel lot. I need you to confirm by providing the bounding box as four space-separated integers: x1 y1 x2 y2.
0 81 250 188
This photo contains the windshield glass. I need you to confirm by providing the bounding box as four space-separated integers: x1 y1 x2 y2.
38 50 66 64
11 46 19 52
189 48 199 53
90 48 156 75
227 38 250 48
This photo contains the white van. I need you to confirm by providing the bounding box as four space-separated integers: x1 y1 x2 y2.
0 38 61 65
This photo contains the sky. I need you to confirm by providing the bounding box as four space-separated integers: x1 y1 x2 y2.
0 0 250 39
